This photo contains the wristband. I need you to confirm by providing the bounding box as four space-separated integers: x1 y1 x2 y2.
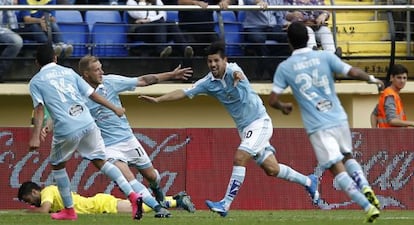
368 75 376 83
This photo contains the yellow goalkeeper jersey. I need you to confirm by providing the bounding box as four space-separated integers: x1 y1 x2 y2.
41 185 119 214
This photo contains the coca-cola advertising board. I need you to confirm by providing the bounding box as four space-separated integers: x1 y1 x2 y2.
0 128 412 210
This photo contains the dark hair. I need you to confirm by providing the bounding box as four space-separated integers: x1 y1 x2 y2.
205 40 226 58
287 22 309 49
17 181 41 201
390 64 408 76
36 43 55 67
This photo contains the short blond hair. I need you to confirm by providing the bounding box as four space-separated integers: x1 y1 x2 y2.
78 55 99 75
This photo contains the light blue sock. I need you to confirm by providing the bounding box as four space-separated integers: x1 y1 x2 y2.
149 169 161 190
345 159 370 190
277 164 308 186
130 179 159 210
101 162 133 197
223 166 246 210
52 168 73 208
335 172 371 211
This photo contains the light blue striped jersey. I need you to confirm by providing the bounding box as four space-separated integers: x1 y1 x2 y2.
29 63 95 138
272 48 352 134
185 62 267 131
85 75 138 147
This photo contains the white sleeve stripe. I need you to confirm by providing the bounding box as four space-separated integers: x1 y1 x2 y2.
86 87 95 97
272 85 285 94
342 64 352 77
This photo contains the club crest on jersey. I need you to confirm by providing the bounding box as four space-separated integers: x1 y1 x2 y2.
97 86 107 97
316 99 332 112
69 104 84 116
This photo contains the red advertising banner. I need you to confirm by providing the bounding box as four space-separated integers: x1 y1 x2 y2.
0 128 412 211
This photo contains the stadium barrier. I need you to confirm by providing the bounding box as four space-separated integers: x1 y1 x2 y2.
1 127 412 210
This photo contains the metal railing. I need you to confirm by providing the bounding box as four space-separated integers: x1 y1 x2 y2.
1 4 412 56
1 4 413 82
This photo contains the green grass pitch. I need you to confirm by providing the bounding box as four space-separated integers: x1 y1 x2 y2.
0 210 413 225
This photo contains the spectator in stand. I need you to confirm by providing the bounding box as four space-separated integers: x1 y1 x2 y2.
177 0 231 56
126 0 194 57
389 0 413 41
241 0 290 57
239 0 290 80
16 0 73 58
285 0 339 56
371 64 414 128
0 0 23 83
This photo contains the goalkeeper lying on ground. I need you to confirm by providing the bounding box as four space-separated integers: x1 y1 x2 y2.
18 181 195 214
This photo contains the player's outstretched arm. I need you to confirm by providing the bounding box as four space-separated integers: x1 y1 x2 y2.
347 67 384 91
137 65 193 87
140 89 187 103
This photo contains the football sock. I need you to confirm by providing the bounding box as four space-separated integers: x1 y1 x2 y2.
335 171 371 211
345 159 370 189
52 168 73 208
101 162 133 196
129 179 160 210
149 169 161 191
222 166 246 210
142 197 176 213
277 164 308 186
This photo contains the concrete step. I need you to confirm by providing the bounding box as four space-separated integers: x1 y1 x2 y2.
341 59 414 79
338 41 412 57
326 0 378 21
331 11 375 21
332 20 389 42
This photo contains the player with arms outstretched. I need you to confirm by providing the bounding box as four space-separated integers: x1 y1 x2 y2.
140 41 320 217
